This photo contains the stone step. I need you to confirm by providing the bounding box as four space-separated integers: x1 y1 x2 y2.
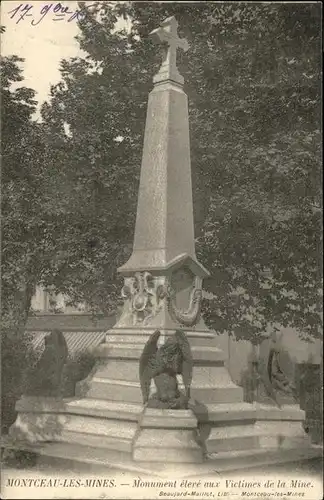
96 343 226 363
85 377 243 404
3 440 151 475
15 396 143 421
206 422 311 454
190 366 237 385
92 359 140 382
93 361 230 384
190 386 243 404
10 399 309 460
86 378 143 403
208 424 261 439
205 447 323 475
104 330 221 348
194 401 310 421
59 430 134 453
256 404 306 421
9 412 139 444
65 398 142 421
17 399 306 425
255 420 312 449
139 408 197 428
255 420 308 437
3 438 322 477
133 445 203 464
134 428 199 448
205 416 312 454
62 414 138 440
206 425 260 453
106 329 218 347
133 425 203 463
206 402 257 423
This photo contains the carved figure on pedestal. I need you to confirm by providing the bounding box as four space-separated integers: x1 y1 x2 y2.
139 329 193 409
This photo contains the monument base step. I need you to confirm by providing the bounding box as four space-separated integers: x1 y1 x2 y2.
2 438 322 477
9 397 312 461
59 430 133 454
15 396 143 421
133 408 204 463
206 425 260 453
9 407 139 449
206 402 257 423
82 377 244 404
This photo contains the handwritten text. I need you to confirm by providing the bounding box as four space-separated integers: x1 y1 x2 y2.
8 3 95 26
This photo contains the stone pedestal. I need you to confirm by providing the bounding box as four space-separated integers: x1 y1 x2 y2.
133 408 203 463
255 404 312 449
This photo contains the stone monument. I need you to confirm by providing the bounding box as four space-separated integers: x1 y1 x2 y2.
7 16 317 474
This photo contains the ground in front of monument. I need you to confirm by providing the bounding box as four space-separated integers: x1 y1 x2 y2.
2 453 323 475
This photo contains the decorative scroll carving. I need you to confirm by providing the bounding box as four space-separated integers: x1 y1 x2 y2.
166 275 203 327
118 271 203 328
120 272 167 326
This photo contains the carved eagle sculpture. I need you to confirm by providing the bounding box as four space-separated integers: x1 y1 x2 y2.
139 329 193 409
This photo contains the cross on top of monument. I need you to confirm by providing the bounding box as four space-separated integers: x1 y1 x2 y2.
150 16 189 85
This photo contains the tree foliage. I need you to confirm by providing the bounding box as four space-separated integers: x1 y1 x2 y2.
1 53 45 430
2 54 40 331
2 3 322 342
120 2 322 341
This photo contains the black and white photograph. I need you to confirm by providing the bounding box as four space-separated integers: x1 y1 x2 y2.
1 1 323 499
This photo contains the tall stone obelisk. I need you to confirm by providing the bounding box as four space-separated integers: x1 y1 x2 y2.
120 16 205 276
76 16 252 456
73 16 247 457
112 16 210 337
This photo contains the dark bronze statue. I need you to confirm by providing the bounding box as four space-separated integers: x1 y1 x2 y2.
139 329 193 409
267 341 297 405
257 334 297 407
26 329 68 397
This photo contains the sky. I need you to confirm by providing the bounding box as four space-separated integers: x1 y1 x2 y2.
1 1 128 117
2 1 83 111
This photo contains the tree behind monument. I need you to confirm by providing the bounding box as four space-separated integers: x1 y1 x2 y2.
40 3 322 342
